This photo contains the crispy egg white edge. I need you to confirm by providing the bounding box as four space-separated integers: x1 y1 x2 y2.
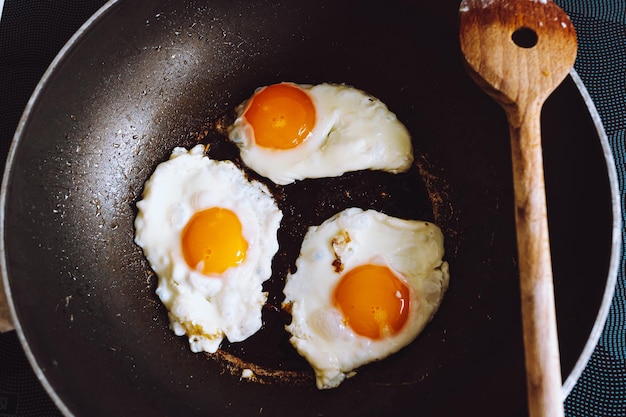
282 207 450 389
134 144 283 353
228 83 415 185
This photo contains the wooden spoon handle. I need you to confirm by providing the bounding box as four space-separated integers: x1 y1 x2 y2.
459 1 577 415
508 103 563 417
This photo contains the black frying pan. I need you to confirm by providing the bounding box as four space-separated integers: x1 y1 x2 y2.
2 1 619 416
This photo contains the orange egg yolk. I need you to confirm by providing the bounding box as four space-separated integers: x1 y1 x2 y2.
243 83 316 150
333 264 410 340
181 207 248 275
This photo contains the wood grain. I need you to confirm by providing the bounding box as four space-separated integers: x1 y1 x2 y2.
459 1 577 416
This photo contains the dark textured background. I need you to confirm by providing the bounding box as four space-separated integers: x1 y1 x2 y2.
0 0 624 416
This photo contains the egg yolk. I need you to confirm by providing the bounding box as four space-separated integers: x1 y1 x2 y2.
333 264 410 340
181 207 248 275
243 83 316 150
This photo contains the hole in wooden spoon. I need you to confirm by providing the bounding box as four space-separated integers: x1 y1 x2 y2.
512 27 538 48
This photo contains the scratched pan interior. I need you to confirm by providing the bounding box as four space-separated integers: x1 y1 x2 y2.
1 0 616 416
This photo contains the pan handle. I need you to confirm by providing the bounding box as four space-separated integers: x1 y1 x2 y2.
0 281 14 332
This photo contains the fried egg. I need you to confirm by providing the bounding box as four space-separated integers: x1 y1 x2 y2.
227 82 414 185
134 145 283 353
282 208 449 389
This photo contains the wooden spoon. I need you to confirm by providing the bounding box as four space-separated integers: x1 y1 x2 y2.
458 1 577 416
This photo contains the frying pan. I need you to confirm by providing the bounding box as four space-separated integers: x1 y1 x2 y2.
1 0 620 416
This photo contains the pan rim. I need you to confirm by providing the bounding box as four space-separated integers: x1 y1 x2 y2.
0 1 121 416
0 0 621 415
559 69 621 399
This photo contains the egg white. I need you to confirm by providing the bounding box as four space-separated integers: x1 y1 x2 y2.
134 145 283 353
282 208 449 389
228 82 414 185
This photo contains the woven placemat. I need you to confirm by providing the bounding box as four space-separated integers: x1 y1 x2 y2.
557 1 626 415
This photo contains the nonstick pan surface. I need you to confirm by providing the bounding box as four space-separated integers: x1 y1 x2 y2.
1 1 620 416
